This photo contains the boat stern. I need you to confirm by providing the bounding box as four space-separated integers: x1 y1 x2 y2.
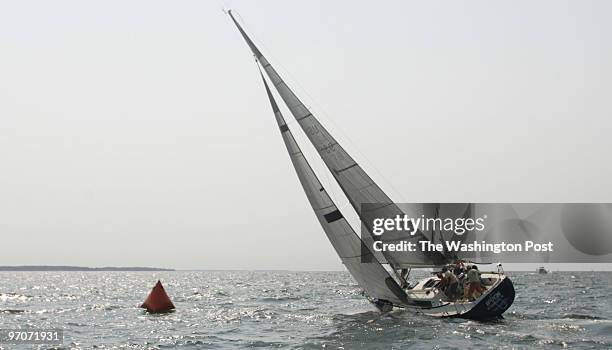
462 275 515 320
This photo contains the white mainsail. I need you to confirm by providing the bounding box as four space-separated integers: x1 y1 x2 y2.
258 68 408 305
228 10 446 268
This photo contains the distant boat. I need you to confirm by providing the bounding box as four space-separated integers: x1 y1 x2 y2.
537 267 548 274
228 10 514 320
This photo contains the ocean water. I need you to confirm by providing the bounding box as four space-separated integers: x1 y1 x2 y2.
0 271 611 349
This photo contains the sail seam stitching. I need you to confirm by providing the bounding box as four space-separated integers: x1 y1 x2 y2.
296 113 313 121
335 163 358 173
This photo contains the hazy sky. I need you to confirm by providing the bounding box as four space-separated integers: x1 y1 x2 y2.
1 1 611 270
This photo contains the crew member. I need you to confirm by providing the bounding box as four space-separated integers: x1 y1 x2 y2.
465 265 484 301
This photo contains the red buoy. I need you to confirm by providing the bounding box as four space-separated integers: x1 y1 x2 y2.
141 280 175 313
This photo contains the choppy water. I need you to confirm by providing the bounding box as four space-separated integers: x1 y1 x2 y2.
0 271 611 349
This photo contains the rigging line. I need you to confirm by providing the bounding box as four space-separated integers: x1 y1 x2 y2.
238 11 379 226
234 12 348 205
306 103 410 205
254 45 410 205
230 10 351 141
233 12 409 204
255 59 346 209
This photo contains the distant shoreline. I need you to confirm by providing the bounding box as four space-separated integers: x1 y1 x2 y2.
0 266 174 272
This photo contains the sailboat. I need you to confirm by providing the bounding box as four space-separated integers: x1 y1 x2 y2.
228 11 515 319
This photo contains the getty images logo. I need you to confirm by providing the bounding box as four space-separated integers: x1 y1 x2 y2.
371 214 487 236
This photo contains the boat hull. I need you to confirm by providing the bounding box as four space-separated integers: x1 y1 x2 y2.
398 274 515 320
459 276 515 320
